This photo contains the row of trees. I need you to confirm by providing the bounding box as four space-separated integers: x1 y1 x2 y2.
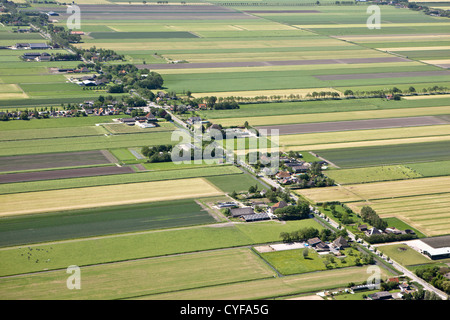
415 266 450 295
279 226 348 243
360 206 387 230
274 201 310 220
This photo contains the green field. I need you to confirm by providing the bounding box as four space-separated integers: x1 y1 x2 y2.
0 131 175 157
324 165 423 184
206 172 268 193
315 140 450 168
259 247 363 275
0 219 323 277
0 199 215 247
2 1 450 301
377 244 434 266
0 165 241 195
0 248 275 300
406 160 450 177
89 31 199 39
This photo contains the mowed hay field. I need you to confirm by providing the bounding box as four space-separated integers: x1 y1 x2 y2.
351 194 450 237
139 266 394 300
297 176 450 236
0 178 223 216
0 248 275 300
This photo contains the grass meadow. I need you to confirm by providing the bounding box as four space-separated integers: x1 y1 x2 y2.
324 165 423 185
0 219 323 277
0 248 275 300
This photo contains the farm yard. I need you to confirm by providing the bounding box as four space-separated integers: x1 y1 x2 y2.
0 0 450 303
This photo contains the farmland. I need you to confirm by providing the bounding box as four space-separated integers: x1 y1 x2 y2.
0 177 224 216
1 0 450 303
296 176 450 236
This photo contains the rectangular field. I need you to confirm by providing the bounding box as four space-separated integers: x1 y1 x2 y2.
0 150 114 172
0 165 242 195
0 165 135 184
406 160 450 177
297 176 450 204
312 140 450 168
0 248 275 300
257 116 448 135
0 177 223 216
0 199 215 247
324 165 423 185
212 106 450 127
350 193 450 237
0 219 321 277
140 266 394 300
89 31 199 39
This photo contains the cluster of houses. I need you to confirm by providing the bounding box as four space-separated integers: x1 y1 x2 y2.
217 201 288 222
272 155 329 185
357 224 416 237
70 74 109 87
118 112 158 128
21 52 52 62
307 235 349 254
216 199 292 223
348 277 417 300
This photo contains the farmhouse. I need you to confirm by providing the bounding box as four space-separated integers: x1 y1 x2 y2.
307 237 323 247
385 227 405 235
276 171 290 179
230 207 254 218
241 212 270 222
187 116 202 125
332 236 349 250
358 224 368 232
365 227 383 237
367 291 392 300
119 118 136 125
285 162 310 173
271 201 288 213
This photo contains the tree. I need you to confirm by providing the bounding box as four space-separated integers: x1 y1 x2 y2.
302 248 309 259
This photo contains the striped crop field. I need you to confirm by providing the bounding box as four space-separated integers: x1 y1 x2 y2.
277 125 450 149
296 176 450 204
0 178 223 216
297 176 450 236
350 193 450 237
212 106 450 127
